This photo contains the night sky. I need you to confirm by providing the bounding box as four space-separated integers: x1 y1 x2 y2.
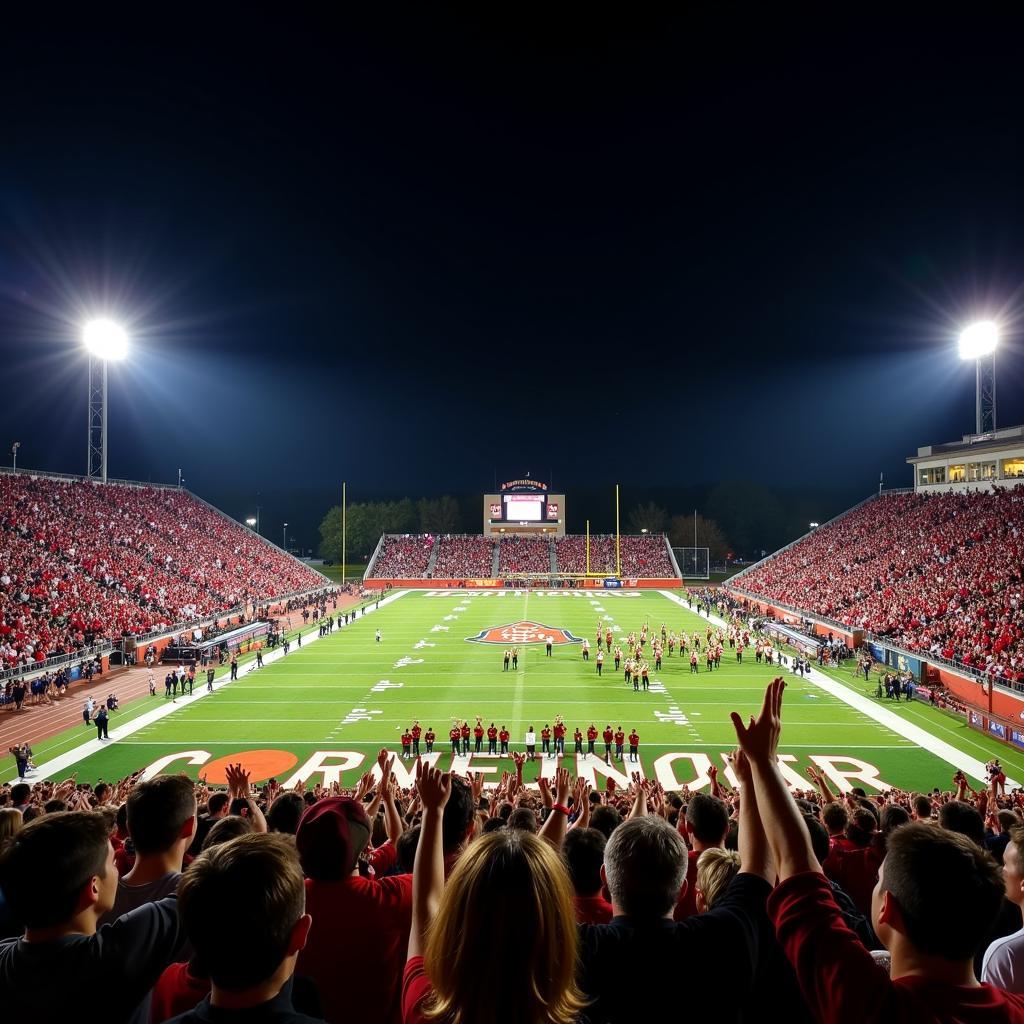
0 12 1022 550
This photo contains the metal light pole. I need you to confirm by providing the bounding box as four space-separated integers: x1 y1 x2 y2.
283 523 288 552
83 320 128 484
959 321 999 434
11 441 19 474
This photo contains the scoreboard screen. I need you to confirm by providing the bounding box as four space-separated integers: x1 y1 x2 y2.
503 494 543 521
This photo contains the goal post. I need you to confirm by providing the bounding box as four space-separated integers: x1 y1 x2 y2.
672 546 710 580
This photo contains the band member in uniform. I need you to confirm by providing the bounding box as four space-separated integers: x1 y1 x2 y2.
628 729 640 763
499 725 510 756
574 727 583 755
553 718 566 756
691 650 699 673
586 723 598 758
541 723 552 758
614 726 625 762
503 649 511 671
602 724 614 764
461 720 471 754
614 645 622 671
411 721 422 756
487 722 498 755
474 720 484 753
449 724 461 756
512 647 519 670
596 649 604 676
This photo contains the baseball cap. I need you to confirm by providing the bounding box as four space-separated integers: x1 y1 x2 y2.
296 797 371 881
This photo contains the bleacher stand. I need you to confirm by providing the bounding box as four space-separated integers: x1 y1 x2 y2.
733 487 1024 684
0 475 327 670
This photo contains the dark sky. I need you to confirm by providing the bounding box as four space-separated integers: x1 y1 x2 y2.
1 12 1022 549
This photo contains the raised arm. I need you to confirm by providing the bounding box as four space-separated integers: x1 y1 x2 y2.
731 678 818 880
538 767 572 850
409 761 451 960
226 764 267 833
732 750 772 882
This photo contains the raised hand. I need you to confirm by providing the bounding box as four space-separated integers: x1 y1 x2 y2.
554 766 571 806
537 775 553 808
730 677 785 766
225 763 251 799
354 771 375 801
416 761 452 813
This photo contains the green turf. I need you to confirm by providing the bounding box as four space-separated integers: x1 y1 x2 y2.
23 590 1011 793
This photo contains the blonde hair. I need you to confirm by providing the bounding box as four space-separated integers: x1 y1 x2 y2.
0 808 23 844
695 847 741 910
423 830 588 1024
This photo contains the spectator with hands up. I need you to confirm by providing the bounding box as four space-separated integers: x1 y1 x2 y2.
731 676 1024 1023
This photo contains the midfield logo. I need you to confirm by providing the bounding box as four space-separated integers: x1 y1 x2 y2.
466 621 582 645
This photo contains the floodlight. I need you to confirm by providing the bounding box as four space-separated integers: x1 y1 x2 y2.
809 521 819 529
83 319 129 361
246 517 257 527
959 321 999 361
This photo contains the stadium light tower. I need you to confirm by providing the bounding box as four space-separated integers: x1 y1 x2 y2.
83 319 129 484
246 517 257 528
959 320 999 434
283 522 288 551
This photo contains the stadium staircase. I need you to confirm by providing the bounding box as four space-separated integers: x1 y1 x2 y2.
549 538 558 574
491 543 500 577
425 536 440 576
664 536 682 578
364 534 387 580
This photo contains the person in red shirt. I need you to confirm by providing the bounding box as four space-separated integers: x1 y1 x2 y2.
574 728 584 755
613 727 625 761
473 722 484 754
733 677 1024 1024
448 726 460 756
564 827 614 924
401 731 413 760
411 721 422 757
424 728 435 754
460 721 471 756
675 791 729 920
602 725 614 764
553 721 566 756
498 726 510 756
296 760 410 1024
586 724 598 758
486 723 498 755
628 729 639 763
541 724 552 758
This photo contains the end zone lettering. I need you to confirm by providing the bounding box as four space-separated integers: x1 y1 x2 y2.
139 748 892 794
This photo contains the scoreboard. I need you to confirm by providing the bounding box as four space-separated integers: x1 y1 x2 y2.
483 480 565 537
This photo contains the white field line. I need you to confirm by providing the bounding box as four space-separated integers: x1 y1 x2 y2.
658 590 1017 788
9 591 410 783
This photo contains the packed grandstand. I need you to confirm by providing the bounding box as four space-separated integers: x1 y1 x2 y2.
0 474 328 671
729 485 1024 685
370 532 677 579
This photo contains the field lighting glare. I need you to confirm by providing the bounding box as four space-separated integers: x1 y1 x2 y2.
83 319 129 361
245 517 257 527
959 321 999 361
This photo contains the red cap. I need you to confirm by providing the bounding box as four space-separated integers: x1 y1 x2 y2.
296 797 371 881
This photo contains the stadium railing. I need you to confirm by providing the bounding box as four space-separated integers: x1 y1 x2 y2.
0 641 113 686
724 583 1022 698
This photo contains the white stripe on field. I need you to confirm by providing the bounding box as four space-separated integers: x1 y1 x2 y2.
8 591 410 783
658 590 1016 788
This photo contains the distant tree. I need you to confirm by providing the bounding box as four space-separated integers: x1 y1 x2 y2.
418 495 462 533
627 502 668 535
669 514 730 561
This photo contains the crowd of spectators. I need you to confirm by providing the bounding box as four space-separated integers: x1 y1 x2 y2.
368 537 436 578
732 486 1024 684
554 534 675 577
364 532 678 581
497 536 552 575
5 681 1024 1022
0 475 327 671
430 535 496 578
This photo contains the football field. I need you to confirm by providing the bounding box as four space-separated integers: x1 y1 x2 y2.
20 589 1024 793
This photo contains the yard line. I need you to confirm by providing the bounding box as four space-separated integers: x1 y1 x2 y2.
658 589 1017 788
